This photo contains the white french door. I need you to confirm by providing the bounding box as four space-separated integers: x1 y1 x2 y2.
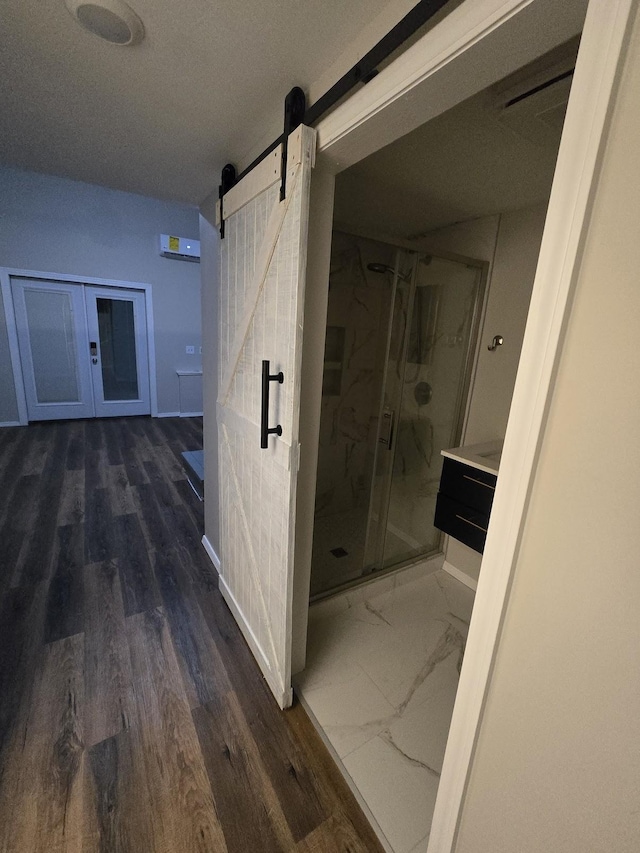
12 278 95 421
12 278 150 421
217 125 316 708
85 287 150 417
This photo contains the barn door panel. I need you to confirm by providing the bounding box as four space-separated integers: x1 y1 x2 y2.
217 125 315 708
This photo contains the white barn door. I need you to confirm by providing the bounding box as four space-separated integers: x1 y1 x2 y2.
217 125 316 708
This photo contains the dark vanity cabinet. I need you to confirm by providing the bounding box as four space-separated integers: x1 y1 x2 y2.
434 457 497 554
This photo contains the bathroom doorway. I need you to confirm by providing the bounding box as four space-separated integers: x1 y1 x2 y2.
311 232 485 597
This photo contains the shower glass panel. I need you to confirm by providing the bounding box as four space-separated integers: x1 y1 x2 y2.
380 256 482 569
311 232 394 596
311 231 484 598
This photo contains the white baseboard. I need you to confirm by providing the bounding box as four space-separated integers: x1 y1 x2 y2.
201 535 221 571
218 573 293 709
156 411 181 418
0 421 22 428
179 411 204 418
442 560 478 591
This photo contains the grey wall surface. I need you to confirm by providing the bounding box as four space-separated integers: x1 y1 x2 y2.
0 166 202 420
199 197 220 557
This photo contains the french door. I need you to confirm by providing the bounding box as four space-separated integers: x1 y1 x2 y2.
12 278 150 421
217 125 316 708
85 287 150 417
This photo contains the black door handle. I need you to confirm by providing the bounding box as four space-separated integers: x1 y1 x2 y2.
261 360 284 448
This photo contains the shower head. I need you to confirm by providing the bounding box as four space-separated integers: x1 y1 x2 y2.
367 262 411 282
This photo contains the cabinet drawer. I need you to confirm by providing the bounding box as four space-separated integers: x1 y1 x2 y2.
440 458 496 515
434 492 489 554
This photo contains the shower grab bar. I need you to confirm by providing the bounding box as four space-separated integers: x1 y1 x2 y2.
261 360 284 449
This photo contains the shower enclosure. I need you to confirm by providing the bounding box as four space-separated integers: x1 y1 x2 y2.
311 231 485 598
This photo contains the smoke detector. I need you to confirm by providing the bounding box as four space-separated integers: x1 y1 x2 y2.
65 0 145 46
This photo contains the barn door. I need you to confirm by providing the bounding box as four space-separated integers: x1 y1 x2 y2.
217 125 316 708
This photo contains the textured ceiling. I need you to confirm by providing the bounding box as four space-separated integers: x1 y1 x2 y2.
0 0 396 204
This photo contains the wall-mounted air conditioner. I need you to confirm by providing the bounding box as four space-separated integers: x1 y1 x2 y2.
160 234 201 262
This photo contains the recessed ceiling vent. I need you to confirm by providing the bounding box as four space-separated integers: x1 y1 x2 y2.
491 36 579 146
65 0 145 46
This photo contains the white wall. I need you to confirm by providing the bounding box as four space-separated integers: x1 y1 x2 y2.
0 166 201 420
418 205 548 584
455 7 640 850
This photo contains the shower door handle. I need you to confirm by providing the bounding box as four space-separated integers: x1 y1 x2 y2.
378 407 395 450
260 360 284 448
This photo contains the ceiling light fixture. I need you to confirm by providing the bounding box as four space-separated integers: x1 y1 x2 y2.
65 0 145 46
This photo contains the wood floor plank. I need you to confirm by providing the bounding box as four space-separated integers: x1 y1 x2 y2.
0 429 31 527
104 464 138 517
87 728 156 852
0 582 47 767
0 634 87 853
198 585 327 843
296 815 381 852
13 424 69 587
57 469 86 527
193 689 295 853
153 546 233 709
114 514 160 617
84 561 134 747
126 607 228 853
65 421 86 472
84 488 115 564
45 524 85 644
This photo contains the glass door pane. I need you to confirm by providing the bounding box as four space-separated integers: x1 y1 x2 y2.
96 297 139 400
25 289 81 403
381 256 482 568
310 232 396 597
85 287 151 418
11 278 95 421
363 248 416 570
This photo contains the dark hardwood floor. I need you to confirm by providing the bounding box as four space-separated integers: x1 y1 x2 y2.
0 416 383 853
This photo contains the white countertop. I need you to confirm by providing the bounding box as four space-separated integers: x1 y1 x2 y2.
441 440 503 475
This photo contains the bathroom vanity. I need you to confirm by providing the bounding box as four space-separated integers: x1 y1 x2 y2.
434 441 502 554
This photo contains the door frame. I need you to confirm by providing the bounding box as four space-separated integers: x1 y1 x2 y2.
293 0 635 851
0 268 158 424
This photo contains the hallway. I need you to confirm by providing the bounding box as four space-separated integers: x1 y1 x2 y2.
0 416 383 852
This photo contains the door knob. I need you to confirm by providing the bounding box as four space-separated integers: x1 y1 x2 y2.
92 357 98 364
487 335 504 351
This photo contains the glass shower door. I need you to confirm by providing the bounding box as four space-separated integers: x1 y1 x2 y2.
368 254 484 571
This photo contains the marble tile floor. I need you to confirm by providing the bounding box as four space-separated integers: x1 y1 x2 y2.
296 561 475 853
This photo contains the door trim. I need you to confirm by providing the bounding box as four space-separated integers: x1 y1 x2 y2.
300 0 636 851
1 268 158 424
